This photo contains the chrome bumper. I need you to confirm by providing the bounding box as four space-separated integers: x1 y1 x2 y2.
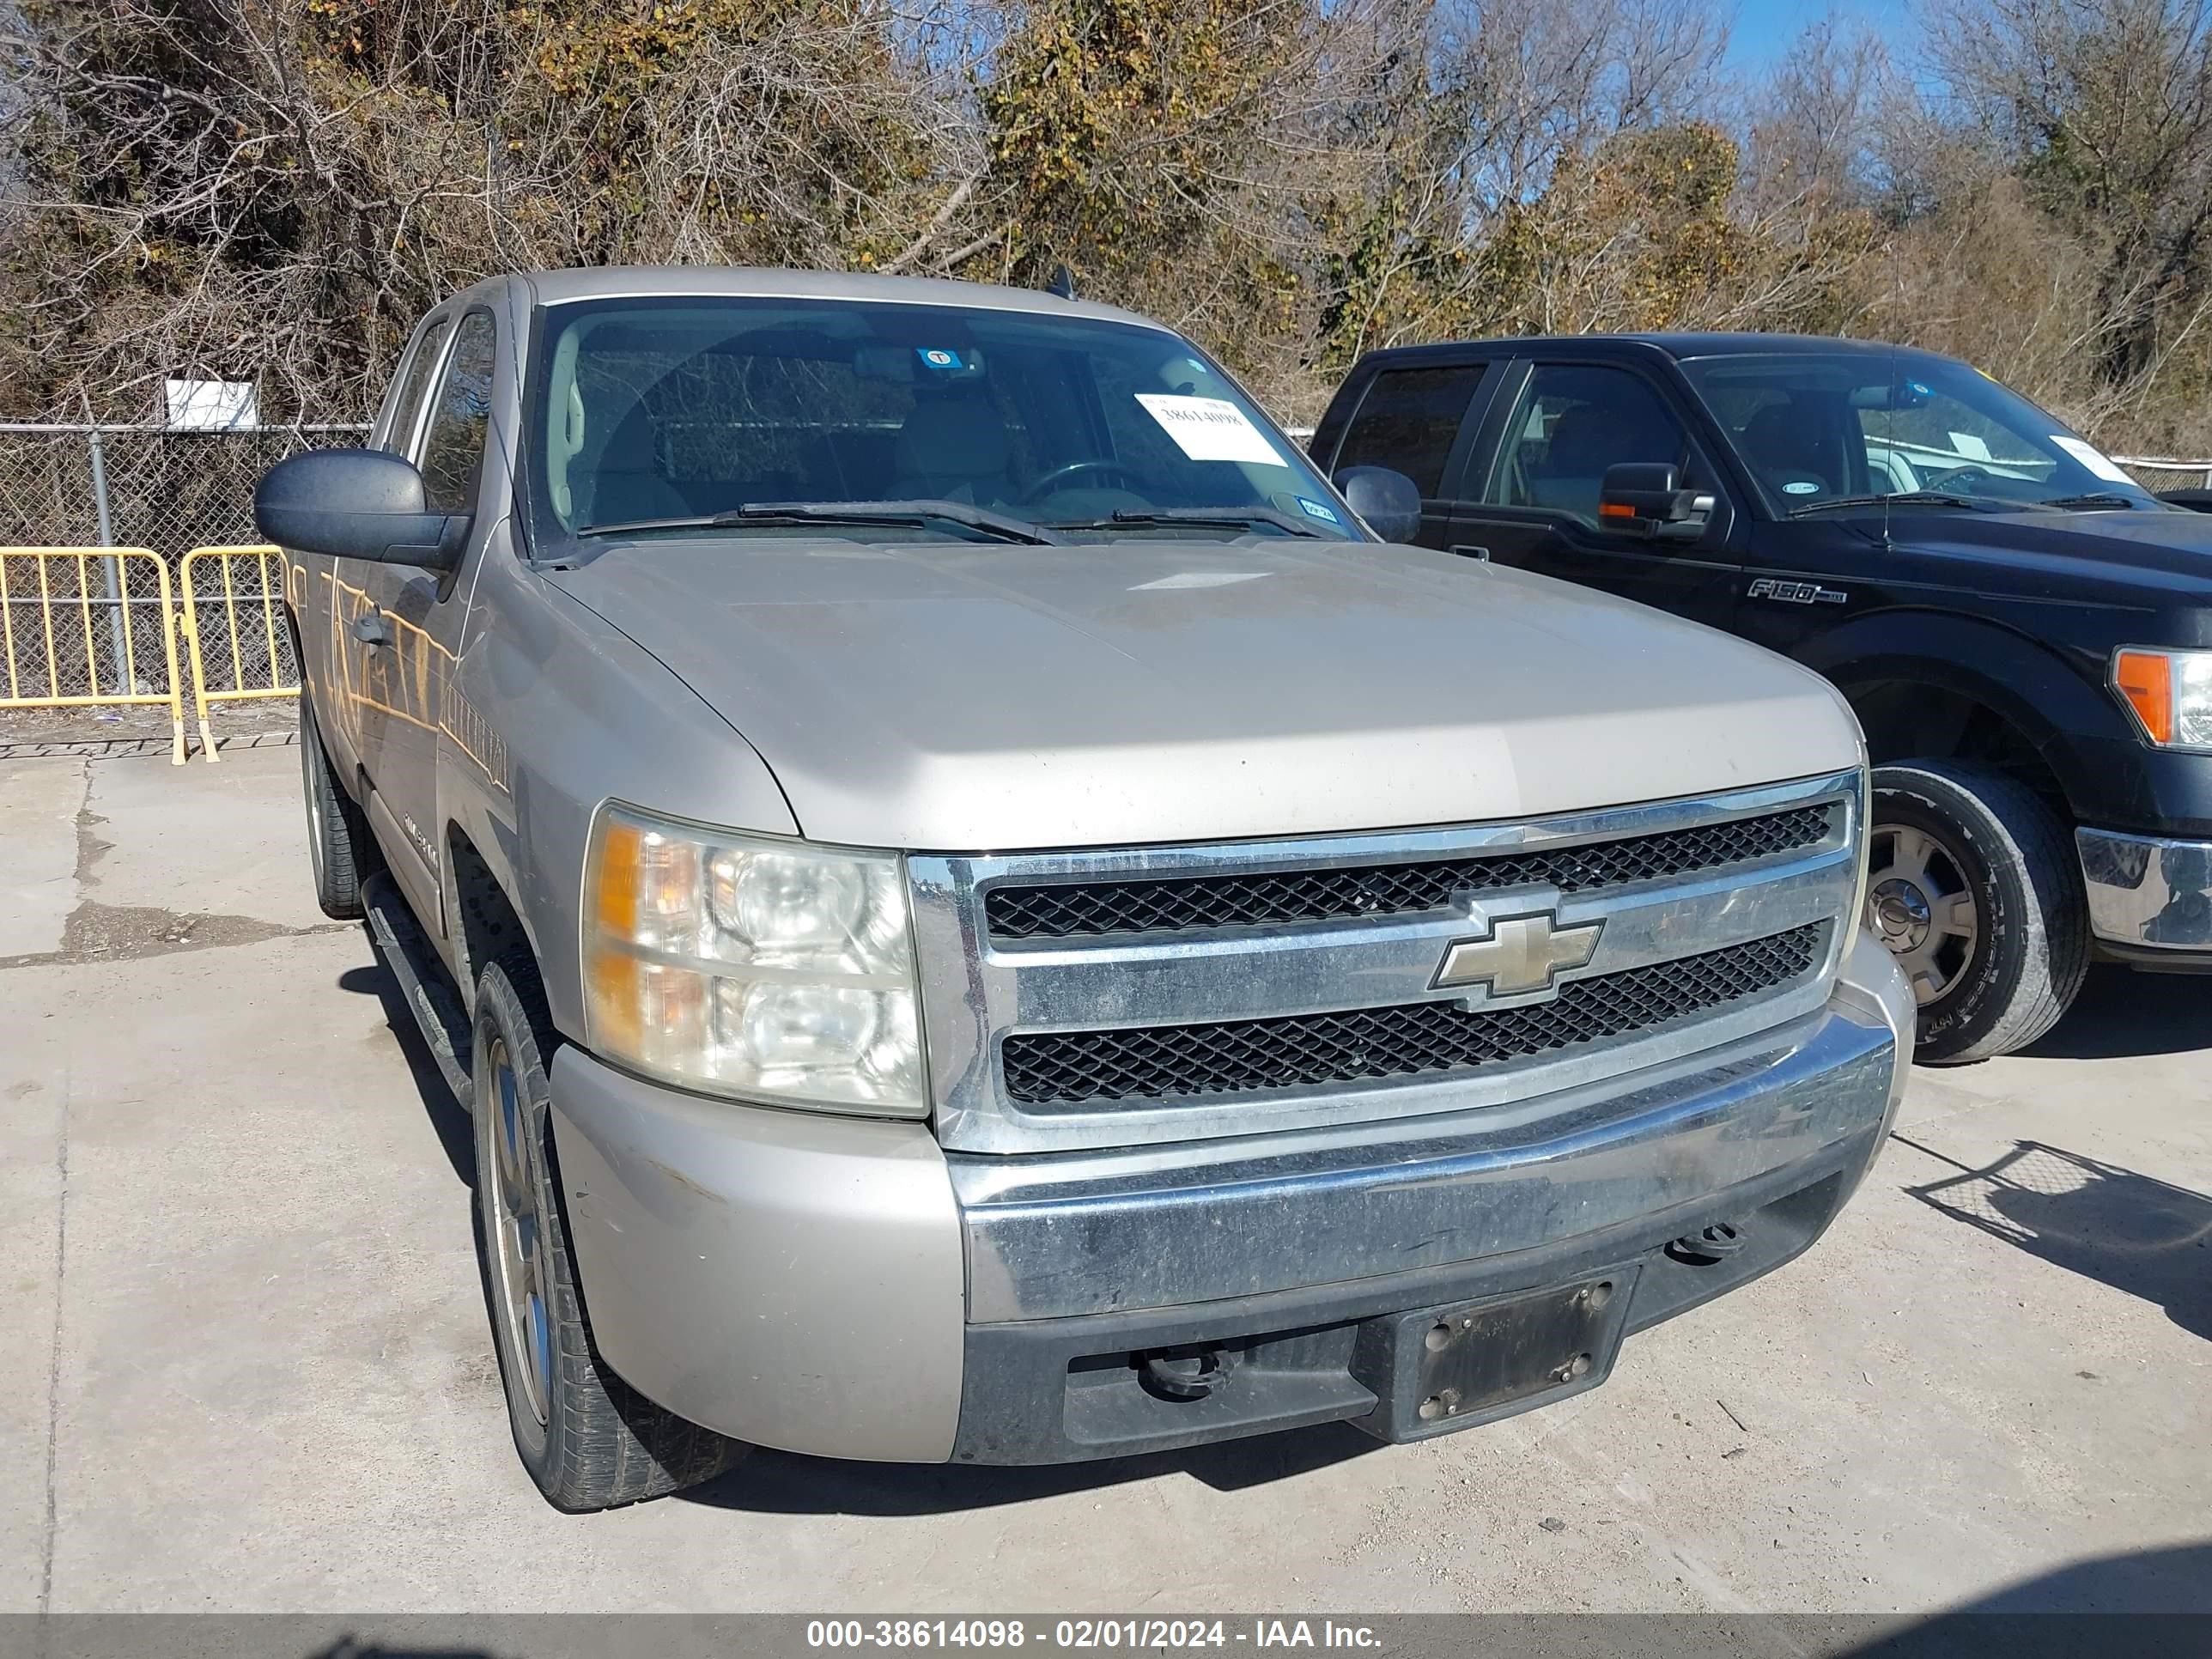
2077 827 2212 954
549 930 1911 1464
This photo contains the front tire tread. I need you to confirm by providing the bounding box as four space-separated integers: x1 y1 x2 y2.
1872 760 2088 1065
472 952 746 1511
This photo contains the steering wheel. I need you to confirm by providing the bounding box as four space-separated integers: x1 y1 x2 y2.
1021 460 1146 501
1917 465 1993 494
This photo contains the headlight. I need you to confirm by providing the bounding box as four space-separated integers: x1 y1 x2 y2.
583 804 925 1115
2112 647 2212 751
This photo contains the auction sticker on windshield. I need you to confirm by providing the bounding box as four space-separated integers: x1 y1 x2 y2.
1135 393 1285 465
2050 434 2135 484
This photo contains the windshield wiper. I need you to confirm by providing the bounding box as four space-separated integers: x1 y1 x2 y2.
2039 493 2144 511
576 499 1060 545
725 500 1061 544
1048 507 1328 539
1786 492 1996 518
574 514 726 538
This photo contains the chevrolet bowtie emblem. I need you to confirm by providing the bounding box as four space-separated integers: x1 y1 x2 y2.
1433 908 1604 1001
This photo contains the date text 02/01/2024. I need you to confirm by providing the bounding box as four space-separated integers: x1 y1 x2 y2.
804 1620 1383 1650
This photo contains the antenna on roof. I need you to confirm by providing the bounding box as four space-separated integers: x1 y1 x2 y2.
1045 264 1077 301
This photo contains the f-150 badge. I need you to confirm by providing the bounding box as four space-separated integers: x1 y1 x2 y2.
1748 578 1848 605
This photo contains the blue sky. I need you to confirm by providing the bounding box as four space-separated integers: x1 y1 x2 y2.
1724 0 1893 69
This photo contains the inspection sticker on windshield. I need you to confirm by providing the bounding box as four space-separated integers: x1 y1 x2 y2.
1134 394 1285 465
2051 434 2134 484
1295 496 1341 524
916 348 964 370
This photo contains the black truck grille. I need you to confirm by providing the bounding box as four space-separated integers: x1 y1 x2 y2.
985 805 1838 940
1000 924 1824 1106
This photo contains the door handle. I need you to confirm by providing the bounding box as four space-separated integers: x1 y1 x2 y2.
349 610 391 647
1450 544 1491 562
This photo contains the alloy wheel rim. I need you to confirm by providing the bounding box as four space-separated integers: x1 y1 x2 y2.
304 747 329 887
1865 822 1980 1006
487 1038 552 1426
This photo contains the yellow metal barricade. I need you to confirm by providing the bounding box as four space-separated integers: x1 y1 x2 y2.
179 544 297 763
0 546 187 764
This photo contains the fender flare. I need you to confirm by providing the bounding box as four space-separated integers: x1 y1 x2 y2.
1798 608 2125 817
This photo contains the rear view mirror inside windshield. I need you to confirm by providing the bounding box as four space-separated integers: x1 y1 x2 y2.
1848 380 1935 411
854 343 988 385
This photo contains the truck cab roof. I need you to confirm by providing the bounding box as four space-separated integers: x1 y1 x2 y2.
469 264 1174 334
1353 331 1959 367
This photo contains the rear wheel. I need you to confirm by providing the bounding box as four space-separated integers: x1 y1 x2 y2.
1868 761 2088 1063
300 695 373 920
471 954 746 1510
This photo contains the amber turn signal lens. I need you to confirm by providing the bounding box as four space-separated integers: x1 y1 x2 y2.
587 951 643 1054
592 816 643 937
2113 649 2173 745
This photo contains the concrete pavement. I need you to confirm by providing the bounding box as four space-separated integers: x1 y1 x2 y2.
0 746 2205 1614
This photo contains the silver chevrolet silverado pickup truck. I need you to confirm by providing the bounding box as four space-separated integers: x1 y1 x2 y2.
256 268 1913 1511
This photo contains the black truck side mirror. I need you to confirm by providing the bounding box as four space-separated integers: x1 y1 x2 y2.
255 448 471 570
1334 465 1424 544
1597 463 1713 542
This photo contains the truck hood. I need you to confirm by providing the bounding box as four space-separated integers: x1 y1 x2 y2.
1878 507 2212 599
550 535 1860 850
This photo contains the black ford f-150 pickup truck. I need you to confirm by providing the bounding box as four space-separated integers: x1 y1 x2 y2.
1312 334 2212 1061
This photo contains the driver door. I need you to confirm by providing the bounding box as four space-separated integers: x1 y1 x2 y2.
354 308 498 932
1449 358 1742 634
331 316 451 772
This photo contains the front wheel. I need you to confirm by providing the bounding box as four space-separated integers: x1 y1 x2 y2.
1866 761 2089 1064
300 694 374 920
471 955 746 1510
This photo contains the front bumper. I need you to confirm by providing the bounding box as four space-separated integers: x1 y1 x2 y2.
549 930 1912 1465
2077 827 2212 960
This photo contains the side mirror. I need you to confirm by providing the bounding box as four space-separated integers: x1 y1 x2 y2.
1334 465 1423 544
254 448 471 570
1597 462 1712 542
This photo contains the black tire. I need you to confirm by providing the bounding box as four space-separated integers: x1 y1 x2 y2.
470 954 747 1510
1869 761 2089 1064
300 695 374 920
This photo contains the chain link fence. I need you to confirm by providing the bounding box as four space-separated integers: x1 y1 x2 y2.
0 423 367 566
0 424 363 732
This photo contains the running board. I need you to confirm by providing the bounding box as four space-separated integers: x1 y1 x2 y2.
362 874 475 1107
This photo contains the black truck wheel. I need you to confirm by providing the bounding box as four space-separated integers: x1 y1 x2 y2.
301 695 374 920
470 954 747 1510
1867 761 2089 1063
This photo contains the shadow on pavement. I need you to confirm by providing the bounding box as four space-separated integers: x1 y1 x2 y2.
2016 963 2212 1060
337 957 474 1186
681 1419 1384 1516
1835 1542 2212 1655
1898 1135 2212 1340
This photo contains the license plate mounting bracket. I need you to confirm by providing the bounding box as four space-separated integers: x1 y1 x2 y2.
1349 1265 1640 1443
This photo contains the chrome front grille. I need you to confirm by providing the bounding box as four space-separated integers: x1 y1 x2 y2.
984 805 1838 940
1000 925 1827 1106
908 769 1864 1155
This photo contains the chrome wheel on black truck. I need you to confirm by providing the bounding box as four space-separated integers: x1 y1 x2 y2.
1868 761 2089 1063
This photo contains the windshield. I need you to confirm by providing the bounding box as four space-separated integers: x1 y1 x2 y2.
528 296 1360 544
1677 352 2163 515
